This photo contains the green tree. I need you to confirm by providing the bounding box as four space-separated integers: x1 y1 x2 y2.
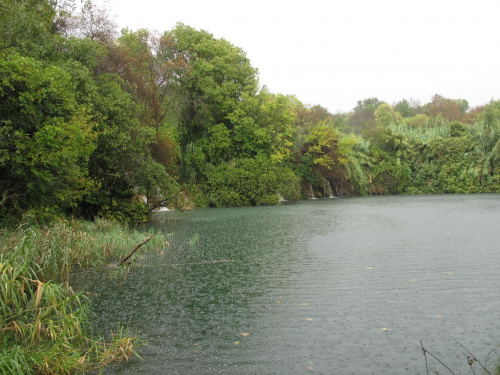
394 99 416 118
374 103 401 126
0 0 57 51
205 156 280 207
353 97 384 112
228 89 296 162
81 72 181 221
254 90 296 163
347 97 384 134
0 53 96 215
370 150 412 194
305 123 340 171
168 24 258 165
208 123 232 164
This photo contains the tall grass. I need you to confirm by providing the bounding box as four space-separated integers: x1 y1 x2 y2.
2 218 166 282
0 218 167 374
390 122 451 142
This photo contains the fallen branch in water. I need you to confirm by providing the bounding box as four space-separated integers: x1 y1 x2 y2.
117 234 156 266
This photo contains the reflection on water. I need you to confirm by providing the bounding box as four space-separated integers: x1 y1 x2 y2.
73 194 500 374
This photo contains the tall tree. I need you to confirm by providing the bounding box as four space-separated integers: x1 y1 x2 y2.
425 94 469 122
169 24 258 145
394 99 416 118
0 0 56 51
65 0 117 44
374 103 401 126
347 97 384 133
165 24 259 182
0 53 96 215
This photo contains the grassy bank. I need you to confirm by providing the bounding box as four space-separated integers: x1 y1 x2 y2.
0 219 167 374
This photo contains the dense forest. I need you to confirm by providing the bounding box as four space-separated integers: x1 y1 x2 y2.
1 1 500 373
2 0 500 224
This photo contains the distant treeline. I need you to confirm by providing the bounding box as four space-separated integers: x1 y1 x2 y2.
1 0 499 224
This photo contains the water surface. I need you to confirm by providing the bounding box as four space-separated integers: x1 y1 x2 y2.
75 194 500 374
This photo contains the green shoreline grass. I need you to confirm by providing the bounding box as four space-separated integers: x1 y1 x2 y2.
0 218 167 374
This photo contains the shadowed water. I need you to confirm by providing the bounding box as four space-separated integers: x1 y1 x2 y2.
73 194 500 374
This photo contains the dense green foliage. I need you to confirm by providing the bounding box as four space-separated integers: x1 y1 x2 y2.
1 0 499 225
1 2 499 373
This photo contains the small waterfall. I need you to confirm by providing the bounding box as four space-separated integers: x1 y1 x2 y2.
328 180 337 198
321 178 336 198
154 206 171 212
308 183 317 199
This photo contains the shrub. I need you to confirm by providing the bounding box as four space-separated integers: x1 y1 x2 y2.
206 156 281 207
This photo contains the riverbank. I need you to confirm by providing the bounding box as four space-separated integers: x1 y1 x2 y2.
0 219 167 374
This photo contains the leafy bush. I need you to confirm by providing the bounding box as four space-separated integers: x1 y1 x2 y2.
206 156 282 207
276 166 301 201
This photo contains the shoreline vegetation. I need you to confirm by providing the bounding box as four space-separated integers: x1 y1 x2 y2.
0 218 167 374
1 0 499 373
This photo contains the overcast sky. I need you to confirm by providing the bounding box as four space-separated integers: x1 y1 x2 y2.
93 0 500 113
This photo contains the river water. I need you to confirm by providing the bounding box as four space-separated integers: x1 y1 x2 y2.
76 194 500 374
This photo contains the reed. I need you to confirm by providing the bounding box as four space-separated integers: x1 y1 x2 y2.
390 122 451 143
2 218 166 282
421 339 500 375
0 219 166 374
